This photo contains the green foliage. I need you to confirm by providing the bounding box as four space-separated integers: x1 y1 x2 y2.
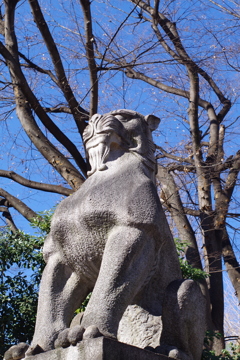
75 293 92 314
202 346 240 360
202 332 240 360
174 238 209 281
30 211 53 235
0 210 53 358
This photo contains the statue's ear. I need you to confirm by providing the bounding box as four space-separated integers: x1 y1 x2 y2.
145 114 160 131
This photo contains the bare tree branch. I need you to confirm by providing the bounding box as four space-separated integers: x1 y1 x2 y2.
156 145 194 164
221 227 240 302
157 165 202 269
0 43 87 176
43 106 72 114
0 170 73 196
214 151 240 229
130 0 231 119
207 0 240 19
165 163 195 172
3 2 87 175
1 1 86 187
125 67 210 109
0 44 84 188
183 207 201 216
1 208 18 233
206 105 219 163
79 0 98 117
0 188 38 222
18 51 59 85
0 198 11 208
28 0 89 134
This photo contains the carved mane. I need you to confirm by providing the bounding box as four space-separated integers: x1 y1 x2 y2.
83 109 160 177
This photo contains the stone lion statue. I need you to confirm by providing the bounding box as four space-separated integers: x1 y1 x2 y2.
4 110 206 360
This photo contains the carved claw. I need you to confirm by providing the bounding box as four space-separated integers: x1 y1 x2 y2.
82 325 102 340
54 325 89 348
4 343 29 360
68 325 85 345
156 345 193 360
168 348 193 360
54 329 70 348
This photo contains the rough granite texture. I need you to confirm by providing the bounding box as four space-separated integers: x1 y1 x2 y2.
4 110 206 360
23 337 169 360
30 110 185 352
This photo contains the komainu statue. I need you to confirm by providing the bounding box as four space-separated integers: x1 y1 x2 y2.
4 110 206 360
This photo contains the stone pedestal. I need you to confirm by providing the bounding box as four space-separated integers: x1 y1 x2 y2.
24 337 169 360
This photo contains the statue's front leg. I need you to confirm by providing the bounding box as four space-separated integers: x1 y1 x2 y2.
29 253 91 353
4 249 90 360
81 225 157 338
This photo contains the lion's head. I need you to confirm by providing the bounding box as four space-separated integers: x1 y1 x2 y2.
83 110 160 176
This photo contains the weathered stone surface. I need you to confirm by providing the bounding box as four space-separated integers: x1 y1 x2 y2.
160 279 206 360
4 343 29 360
4 110 206 360
27 110 184 353
24 337 169 360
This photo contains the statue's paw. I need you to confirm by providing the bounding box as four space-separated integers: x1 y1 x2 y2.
68 325 85 345
82 325 102 340
54 325 103 349
156 345 192 360
168 348 192 360
54 329 70 348
4 343 29 360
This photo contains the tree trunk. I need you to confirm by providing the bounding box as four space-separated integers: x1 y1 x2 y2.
157 165 202 269
220 228 240 302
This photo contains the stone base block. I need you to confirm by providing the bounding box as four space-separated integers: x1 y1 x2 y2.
24 337 169 360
